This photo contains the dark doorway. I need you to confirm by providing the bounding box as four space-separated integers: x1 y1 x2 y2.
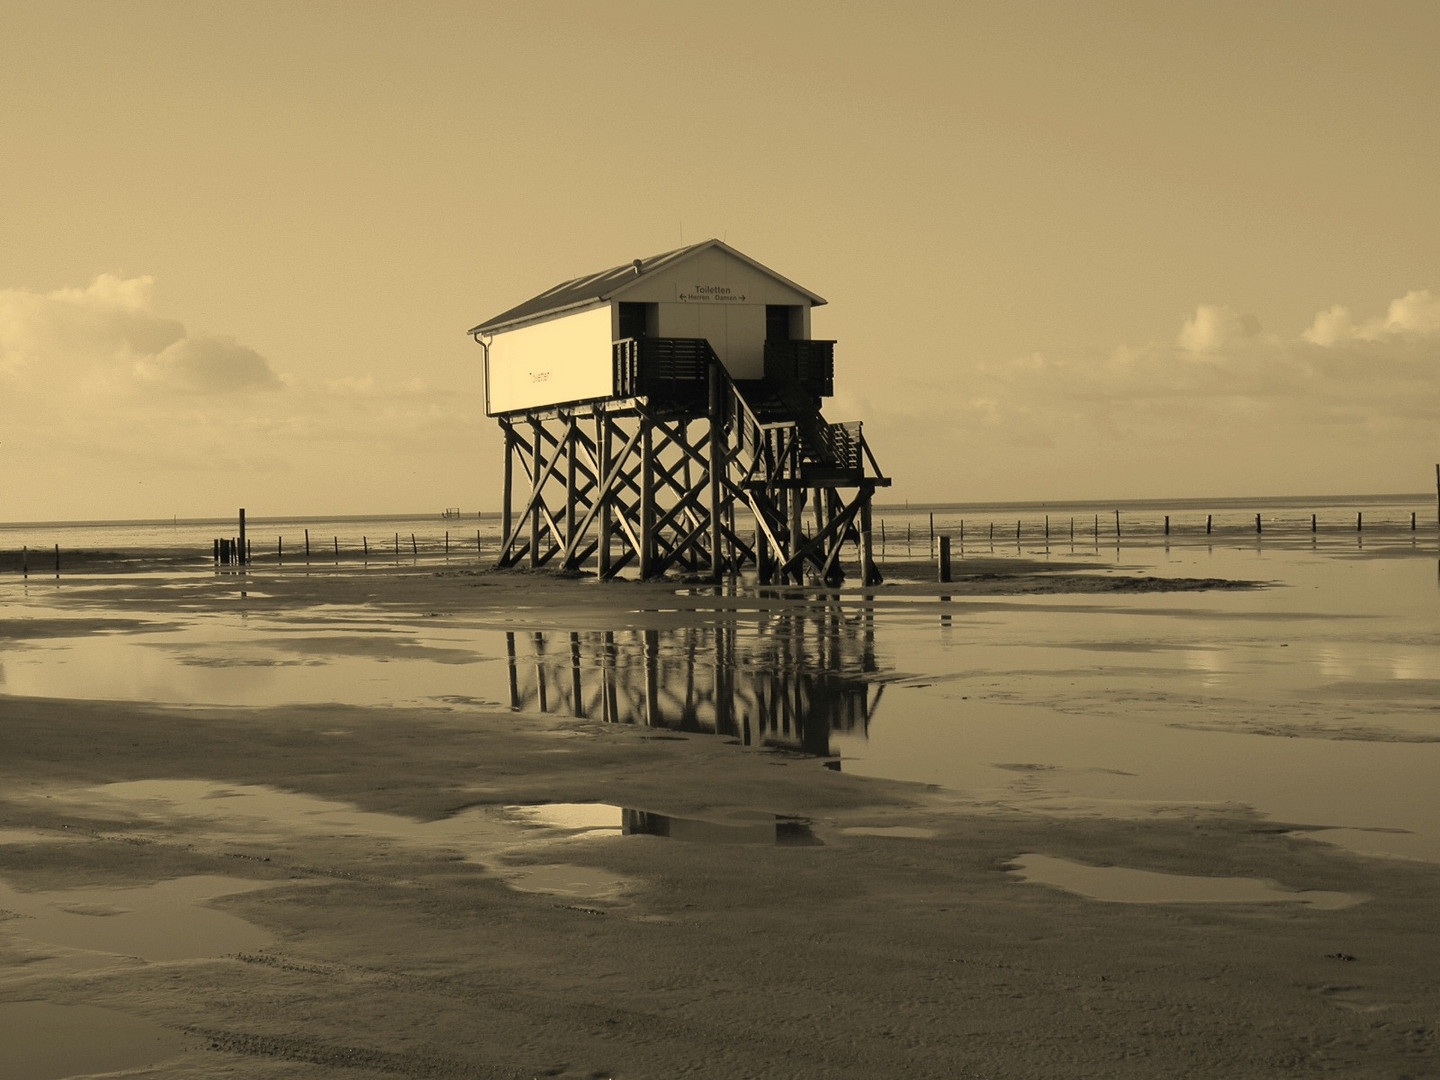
766 305 799 341
618 302 652 340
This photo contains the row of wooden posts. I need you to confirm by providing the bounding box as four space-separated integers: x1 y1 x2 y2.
927 507 1436 582
16 545 62 578
214 529 486 567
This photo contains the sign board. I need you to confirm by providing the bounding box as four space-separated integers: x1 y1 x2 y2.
677 283 750 304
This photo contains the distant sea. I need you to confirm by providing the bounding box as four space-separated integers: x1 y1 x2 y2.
0 493 1435 559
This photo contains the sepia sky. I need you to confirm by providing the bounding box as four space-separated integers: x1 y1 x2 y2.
2 0 1437 521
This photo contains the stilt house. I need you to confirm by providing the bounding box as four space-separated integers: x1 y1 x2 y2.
469 240 889 583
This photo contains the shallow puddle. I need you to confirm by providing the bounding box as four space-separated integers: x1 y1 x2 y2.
1008 853 1361 908
4 542 1439 862
0 1001 190 1080
0 874 278 961
502 863 631 899
838 825 938 839
505 803 820 845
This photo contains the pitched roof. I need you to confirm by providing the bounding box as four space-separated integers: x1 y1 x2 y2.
468 238 826 336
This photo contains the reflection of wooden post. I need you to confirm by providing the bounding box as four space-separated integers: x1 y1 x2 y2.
533 631 548 712
505 631 518 709
643 629 660 726
569 632 584 718
603 631 618 724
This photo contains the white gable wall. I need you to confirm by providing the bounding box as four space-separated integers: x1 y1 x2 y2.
614 246 813 379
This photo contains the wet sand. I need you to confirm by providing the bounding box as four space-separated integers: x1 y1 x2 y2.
1 561 1438 1078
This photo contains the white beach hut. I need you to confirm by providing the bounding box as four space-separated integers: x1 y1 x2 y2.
470 240 887 583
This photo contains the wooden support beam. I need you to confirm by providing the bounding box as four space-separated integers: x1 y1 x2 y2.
500 420 515 566
561 417 580 569
529 417 543 569
859 490 882 585
708 364 725 580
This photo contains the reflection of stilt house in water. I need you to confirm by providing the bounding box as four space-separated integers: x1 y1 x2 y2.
504 604 883 756
470 240 889 584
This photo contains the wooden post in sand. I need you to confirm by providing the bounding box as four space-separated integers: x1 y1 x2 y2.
54 544 60 578
22 545 28 578
1114 510 1120 540
305 528 310 560
334 536 339 562
1435 463 1439 528
860 496 881 586
277 536 283 563
1311 514 1317 533
238 508 247 566
1164 515 1170 536
1256 514 1262 535
1207 514 1212 534
938 536 951 583
1357 512 1363 532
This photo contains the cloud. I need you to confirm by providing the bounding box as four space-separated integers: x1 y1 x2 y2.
0 274 487 520
1303 288 1440 345
136 335 283 394
862 287 1440 499
0 274 283 397
1176 304 1263 353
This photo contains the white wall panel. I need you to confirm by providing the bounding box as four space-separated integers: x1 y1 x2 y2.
484 304 614 415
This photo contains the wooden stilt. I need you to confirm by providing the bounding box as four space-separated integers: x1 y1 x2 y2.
708 364 724 581
564 415 578 569
639 424 655 578
501 420 514 566
529 417 543 569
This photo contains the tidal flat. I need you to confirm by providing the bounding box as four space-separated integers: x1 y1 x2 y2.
0 541 1437 1078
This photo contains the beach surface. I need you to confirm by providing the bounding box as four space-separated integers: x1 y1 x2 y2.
1 555 1437 1078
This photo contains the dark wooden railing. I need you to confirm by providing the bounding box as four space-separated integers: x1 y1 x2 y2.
764 340 835 398
613 338 712 401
